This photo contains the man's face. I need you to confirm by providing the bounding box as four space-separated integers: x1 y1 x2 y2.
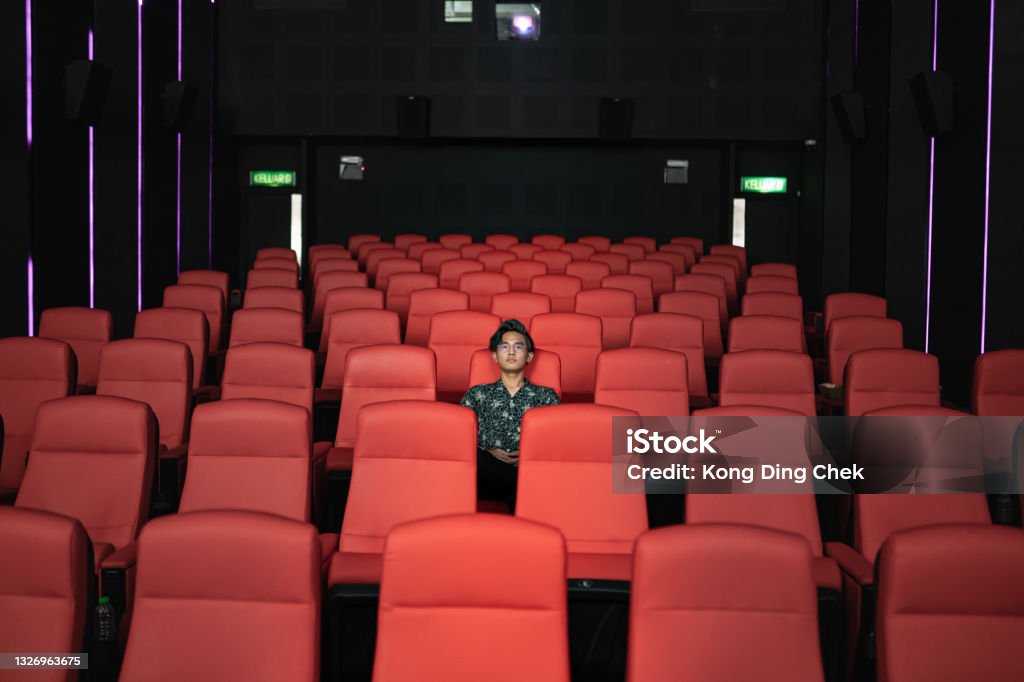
493 331 533 372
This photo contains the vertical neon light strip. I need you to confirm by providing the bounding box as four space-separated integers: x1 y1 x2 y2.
980 0 995 353
854 0 860 63
176 0 182 275
26 0 34 335
924 0 938 353
88 29 95 307
137 0 143 310
208 0 215 267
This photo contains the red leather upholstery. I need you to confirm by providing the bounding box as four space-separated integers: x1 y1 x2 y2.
669 235 704 255
659 243 697 269
229 308 304 348
602 274 653 314
824 292 886 332
320 287 386 352
972 349 1024 415
659 291 724 360
439 233 473 250
468 348 562 397
719 350 816 416
502 259 548 291
163 283 225 354
709 243 748 278
439 259 485 290
311 271 369 331
39 306 113 388
876 524 1024 682
247 267 298 289
533 249 573 276
328 402 475 587
751 262 798 279
532 234 566 250
134 307 209 390
321 309 402 391
630 313 709 405
844 349 939 417
576 288 637 350
374 257 420 292
97 339 192 449
610 243 645 262
595 348 689 416
690 263 737 315
490 291 551 328
365 249 405 280
645 251 687 276
746 275 799 296
728 315 806 353
623 236 657 253
428 310 500 399
243 285 304 315
310 257 359 285
16 395 156 563
590 252 629 275
405 288 470 346
384 272 437 327
741 291 804 321
0 337 74 493
530 313 603 401
530 275 583 313
178 269 230 305
629 525 823 682
560 242 596 261
421 248 461 275
700 255 743 289
673 273 728 328
477 249 517 272
510 243 543 260
630 260 674 298
221 343 315 414
373 514 571 682
827 317 904 385
460 243 494 260
120 511 320 682
179 399 312 522
394 233 427 252
565 261 611 290
357 241 394 266
517 404 646 579
0 506 90 680
407 242 443 260
254 257 299 274
484 234 519 250
256 247 296 261
578 235 611 252
309 246 353 274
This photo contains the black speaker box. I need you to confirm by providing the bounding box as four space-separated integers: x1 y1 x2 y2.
396 96 430 138
162 81 199 132
599 97 634 140
830 92 866 143
65 59 112 125
909 71 954 136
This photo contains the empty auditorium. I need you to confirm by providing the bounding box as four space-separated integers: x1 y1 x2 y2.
2 1 1023 680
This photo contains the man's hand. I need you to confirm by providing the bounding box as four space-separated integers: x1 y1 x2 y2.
488 448 519 464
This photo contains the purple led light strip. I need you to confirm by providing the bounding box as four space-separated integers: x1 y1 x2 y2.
176 0 182 275
924 0 938 354
26 0 34 335
137 0 143 310
980 0 995 353
854 0 860 63
89 29 95 308
208 0 215 267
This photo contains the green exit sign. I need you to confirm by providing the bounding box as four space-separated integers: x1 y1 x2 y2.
741 176 788 194
250 170 296 187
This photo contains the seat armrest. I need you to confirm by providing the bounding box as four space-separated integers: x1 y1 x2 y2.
159 442 188 462
100 542 139 571
824 541 873 586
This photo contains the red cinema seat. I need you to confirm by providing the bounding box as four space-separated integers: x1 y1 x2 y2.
163 284 224 355
247 267 298 290
532 234 566 250
428 310 500 401
39 306 113 390
530 313 603 402
700 254 743 288
629 313 709 407
609 243 645 262
347 233 381 252
746 275 798 296
357 241 394 267
310 257 359 286
178 270 229 306
320 309 402 396
530 274 583 313
229 309 304 348
629 525 824 682
502 259 548 292
594 348 689 416
394 233 427 252
311 271 369 332
565 261 611 290
690 262 737 316
134 308 209 391
404 288 470 347
623 236 656 253
477 250 517 273
709 243 747 278
844 349 939 417
374 257 420 292
876 525 1024 682
578 236 611 253
0 338 75 501
253 257 299 274
673 274 728 328
659 243 697 270
741 292 803 321
439 233 473 250
319 287 386 352
576 288 637 350
309 246 353 274
601 274 653 315
728 315 806 354
489 292 551 329
629 260 673 298
669 235 704 256
458 272 512 313
0 506 90 675
719 350 816 416
385 272 438 327
510 243 543 260
372 515 571 682
460 243 494 260
439 258 485 290
827 317 904 385
485 234 519 251
243 286 304 315
364 249 406 282
824 293 886 332
658 291 724 361
973 349 1024 415
517 403 646 580
407 241 443 260
16 395 156 570
421 248 461 275
560 243 596 261
533 249 573 276
468 348 562 397
119 511 320 682
751 262 798 279
645 251 686 276
220 343 315 414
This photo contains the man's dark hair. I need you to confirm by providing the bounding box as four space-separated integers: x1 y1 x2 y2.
489 319 535 353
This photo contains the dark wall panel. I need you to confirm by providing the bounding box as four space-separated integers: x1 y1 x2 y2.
181 0 215 272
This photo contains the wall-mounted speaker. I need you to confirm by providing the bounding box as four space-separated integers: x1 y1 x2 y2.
599 97 634 140
161 81 199 132
396 96 430 138
830 92 866 144
909 71 954 136
65 59 112 125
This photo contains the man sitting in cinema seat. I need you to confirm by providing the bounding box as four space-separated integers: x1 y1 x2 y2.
460 319 560 509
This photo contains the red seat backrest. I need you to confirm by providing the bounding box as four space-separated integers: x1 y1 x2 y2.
600 274 653 315
645 251 686 276
629 260 674 298
407 242 443 260
610 243 645 262
844 348 939 417
623 236 656 253
590 252 630 275
728 315 806 354
532 234 566 250
477 250 517 273
421 248 461 275
502 259 548 292
578 236 611 252
565 261 611 290
824 292 886 332
348 233 382 252
575 288 638 350
530 313 603 399
230 308 304 349
510 243 543 260
39 306 113 388
532 249 572 276
690 263 737 314
134 308 208 390
428 310 500 396
163 284 224 354
484 234 519 251
439 233 472 250
394 233 426 252
458 272 512 313
629 313 708 403
658 291 724 360
669 236 704 255
751 262 797 279
221 343 315 414
745 275 798 296
178 270 229 305
659 243 697 269
243 285 304 315
530 275 582 313
560 243 596 261
385 272 438 327
973 349 1024 415
439 259 485 290
404 288 470 346
253 257 299 273
674 274 728 326
374 257 421 292
321 309 402 391
741 292 803 321
460 243 494 260
320 287 386 352
709 244 747 277
827 316 904 385
595 348 689 416
489 292 551 329
719 350 816 416
311 271 369 330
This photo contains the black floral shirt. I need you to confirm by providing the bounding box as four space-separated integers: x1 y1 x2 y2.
460 378 561 451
